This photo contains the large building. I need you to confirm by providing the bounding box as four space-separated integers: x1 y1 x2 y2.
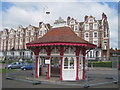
0 13 109 60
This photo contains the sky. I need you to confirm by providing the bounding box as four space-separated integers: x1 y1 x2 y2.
0 0 119 49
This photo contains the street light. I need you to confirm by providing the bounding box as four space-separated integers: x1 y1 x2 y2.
42 6 50 23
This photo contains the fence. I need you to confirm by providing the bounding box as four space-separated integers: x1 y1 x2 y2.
3 54 119 88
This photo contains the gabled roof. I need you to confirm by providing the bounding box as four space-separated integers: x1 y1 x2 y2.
26 27 96 48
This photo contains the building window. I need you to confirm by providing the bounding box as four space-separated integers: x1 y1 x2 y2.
40 31 42 35
74 25 78 31
31 30 34 35
89 18 93 23
84 32 89 41
70 20 75 25
93 23 98 29
86 33 89 37
93 40 98 46
104 31 106 37
20 38 22 42
85 24 89 30
30 38 32 42
20 33 22 37
26 38 29 43
94 41 97 43
26 31 29 36
32 37 34 41
45 30 47 34
94 32 98 38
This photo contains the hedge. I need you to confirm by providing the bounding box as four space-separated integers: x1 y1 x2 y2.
88 62 112 67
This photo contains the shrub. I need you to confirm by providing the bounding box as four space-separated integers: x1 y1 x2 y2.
26 60 34 63
88 61 112 67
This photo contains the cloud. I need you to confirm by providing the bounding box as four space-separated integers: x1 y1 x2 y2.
1 0 120 2
1 2 118 48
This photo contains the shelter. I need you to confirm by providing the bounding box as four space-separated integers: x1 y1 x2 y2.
26 27 96 81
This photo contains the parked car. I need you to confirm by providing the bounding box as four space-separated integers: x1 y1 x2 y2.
5 62 28 69
21 63 35 70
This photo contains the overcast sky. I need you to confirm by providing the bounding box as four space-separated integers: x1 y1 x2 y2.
0 0 119 49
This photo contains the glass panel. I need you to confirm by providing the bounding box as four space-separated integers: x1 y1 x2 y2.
64 57 68 69
65 47 69 54
70 57 74 69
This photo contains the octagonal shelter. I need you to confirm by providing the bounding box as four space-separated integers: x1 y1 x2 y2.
26 27 96 81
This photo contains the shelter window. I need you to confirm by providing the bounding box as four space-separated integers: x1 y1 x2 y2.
40 49 46 54
90 51 92 58
69 47 74 54
64 57 75 70
70 57 74 69
64 57 68 69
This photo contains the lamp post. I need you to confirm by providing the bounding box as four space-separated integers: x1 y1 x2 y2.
42 6 50 23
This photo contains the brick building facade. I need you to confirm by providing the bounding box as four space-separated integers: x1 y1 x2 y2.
0 13 109 60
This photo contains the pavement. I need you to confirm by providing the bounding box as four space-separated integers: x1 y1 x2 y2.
2 74 119 88
2 69 119 88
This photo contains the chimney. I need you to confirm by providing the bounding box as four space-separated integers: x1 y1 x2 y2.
39 22 43 27
67 16 71 21
67 16 71 24
84 15 88 21
102 13 107 19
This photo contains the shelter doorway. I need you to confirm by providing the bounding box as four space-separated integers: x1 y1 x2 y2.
62 57 76 80
51 57 60 77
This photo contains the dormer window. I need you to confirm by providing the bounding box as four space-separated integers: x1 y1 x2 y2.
28 26 32 30
89 18 93 23
70 20 75 25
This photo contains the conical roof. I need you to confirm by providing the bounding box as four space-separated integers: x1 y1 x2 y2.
26 27 96 48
